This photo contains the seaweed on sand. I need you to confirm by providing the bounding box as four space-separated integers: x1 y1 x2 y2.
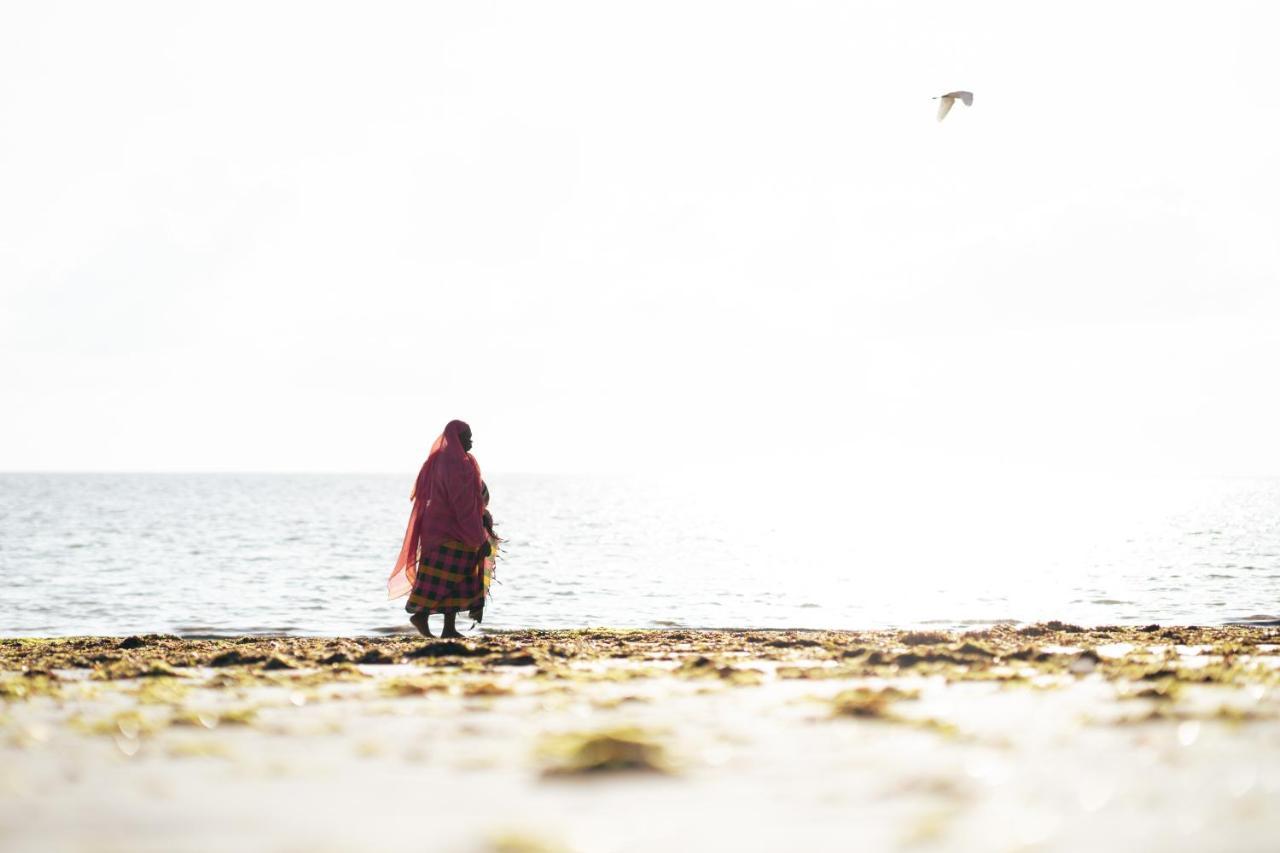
539 727 672 776
406 641 490 660
92 659 186 680
675 656 764 685
829 686 920 719
132 678 191 705
381 676 449 697
486 830 572 853
0 676 61 702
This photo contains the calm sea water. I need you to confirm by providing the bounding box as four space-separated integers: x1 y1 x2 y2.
1 471 1278 636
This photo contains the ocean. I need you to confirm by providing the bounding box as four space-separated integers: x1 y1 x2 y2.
2 471 1278 636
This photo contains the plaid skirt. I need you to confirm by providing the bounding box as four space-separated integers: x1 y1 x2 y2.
405 540 484 616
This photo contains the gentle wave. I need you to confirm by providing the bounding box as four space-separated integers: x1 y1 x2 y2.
3 472 1280 635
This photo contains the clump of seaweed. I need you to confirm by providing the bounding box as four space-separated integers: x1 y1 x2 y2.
381 676 449 697
829 686 919 719
539 727 672 776
406 641 489 660
1108 704 1275 726
900 631 952 646
166 739 232 759
675 656 764 685
202 670 266 690
93 659 185 680
765 636 823 649
953 641 996 659
0 676 61 702
493 653 540 667
462 681 514 698
170 709 220 729
77 709 163 738
216 706 259 726
282 664 369 686
777 665 855 680
208 649 264 667
590 695 651 710
357 648 399 665
487 830 572 853
1118 680 1182 702
132 678 191 705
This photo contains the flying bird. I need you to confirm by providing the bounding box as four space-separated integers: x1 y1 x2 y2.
933 90 973 122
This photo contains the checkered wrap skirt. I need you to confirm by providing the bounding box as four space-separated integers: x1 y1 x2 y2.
405 540 484 616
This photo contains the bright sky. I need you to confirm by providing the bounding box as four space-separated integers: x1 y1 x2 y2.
2 1 1278 476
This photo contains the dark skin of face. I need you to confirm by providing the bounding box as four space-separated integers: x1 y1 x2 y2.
459 426 473 452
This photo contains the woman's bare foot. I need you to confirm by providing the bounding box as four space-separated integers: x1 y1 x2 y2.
409 611 433 637
440 612 463 639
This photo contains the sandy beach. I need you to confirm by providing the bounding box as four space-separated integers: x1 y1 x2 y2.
2 624 1279 852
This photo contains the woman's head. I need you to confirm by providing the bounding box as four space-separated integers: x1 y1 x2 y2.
443 420 473 452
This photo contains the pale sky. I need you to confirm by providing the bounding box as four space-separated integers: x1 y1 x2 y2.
2 1 1278 476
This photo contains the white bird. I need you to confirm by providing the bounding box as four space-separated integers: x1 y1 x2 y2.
933 90 973 122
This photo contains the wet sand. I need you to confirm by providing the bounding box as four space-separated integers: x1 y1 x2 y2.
3 624 1279 852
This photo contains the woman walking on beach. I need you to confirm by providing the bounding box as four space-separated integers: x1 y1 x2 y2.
388 420 496 638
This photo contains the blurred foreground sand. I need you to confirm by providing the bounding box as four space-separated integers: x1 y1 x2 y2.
2 625 1279 852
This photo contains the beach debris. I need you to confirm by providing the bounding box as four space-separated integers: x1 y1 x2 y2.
357 649 399 665
216 706 259 726
901 631 951 646
1069 650 1101 675
776 665 856 680
899 805 961 846
10 723 53 749
1005 647 1054 663
261 654 298 671
166 739 231 759
80 709 161 739
310 663 368 683
1017 621 1084 637
766 636 823 648
208 649 264 667
91 659 185 680
133 678 191 705
829 686 920 718
406 640 489 660
539 727 672 776
171 710 220 729
954 641 997 659
381 676 449 697
674 656 763 685
493 653 539 667
487 829 573 853
590 695 651 710
114 733 141 757
1117 680 1181 702
0 676 62 702
463 681 514 698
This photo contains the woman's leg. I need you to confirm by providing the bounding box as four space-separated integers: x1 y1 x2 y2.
441 611 462 639
409 610 433 637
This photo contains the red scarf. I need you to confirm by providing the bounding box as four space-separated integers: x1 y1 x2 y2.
387 420 487 599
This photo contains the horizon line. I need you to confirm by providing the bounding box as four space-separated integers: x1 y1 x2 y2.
2 469 1280 480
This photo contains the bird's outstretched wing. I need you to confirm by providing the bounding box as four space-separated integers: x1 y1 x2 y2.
952 90 973 106
936 96 955 122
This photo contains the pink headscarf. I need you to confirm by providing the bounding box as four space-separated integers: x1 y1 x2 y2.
387 420 489 599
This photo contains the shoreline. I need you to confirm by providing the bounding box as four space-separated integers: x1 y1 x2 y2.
4 624 1280 851
7 614 1280 643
